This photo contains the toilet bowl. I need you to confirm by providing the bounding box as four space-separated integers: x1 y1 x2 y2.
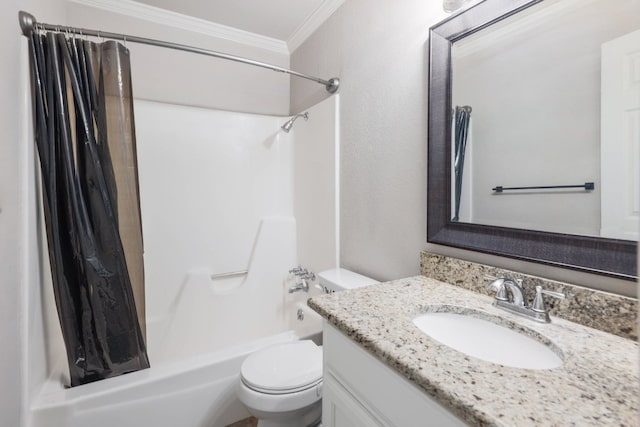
237 340 323 427
236 268 378 427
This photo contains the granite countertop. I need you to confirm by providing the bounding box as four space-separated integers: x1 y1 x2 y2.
308 276 639 426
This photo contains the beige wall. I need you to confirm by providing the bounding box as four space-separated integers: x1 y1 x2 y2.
290 0 636 297
66 2 291 115
291 0 446 282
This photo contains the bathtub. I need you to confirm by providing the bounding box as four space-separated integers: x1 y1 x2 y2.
28 300 322 427
29 216 324 427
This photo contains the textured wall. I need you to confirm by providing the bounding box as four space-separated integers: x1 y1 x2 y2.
291 0 446 282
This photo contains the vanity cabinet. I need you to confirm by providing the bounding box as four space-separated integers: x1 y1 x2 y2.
322 322 466 427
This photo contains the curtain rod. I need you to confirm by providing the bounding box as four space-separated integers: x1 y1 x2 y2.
18 11 340 93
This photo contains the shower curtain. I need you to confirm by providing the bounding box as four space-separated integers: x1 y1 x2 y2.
453 106 472 222
28 32 149 386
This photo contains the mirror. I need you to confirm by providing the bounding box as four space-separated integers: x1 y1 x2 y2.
428 0 638 280
451 0 639 241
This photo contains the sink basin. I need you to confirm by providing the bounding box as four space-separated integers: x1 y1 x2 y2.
413 311 563 370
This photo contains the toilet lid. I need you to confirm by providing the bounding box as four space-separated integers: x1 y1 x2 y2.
241 340 322 394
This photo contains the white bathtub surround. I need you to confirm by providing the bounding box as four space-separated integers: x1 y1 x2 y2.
134 101 295 321
149 217 297 364
28 98 338 426
134 98 339 322
290 95 340 274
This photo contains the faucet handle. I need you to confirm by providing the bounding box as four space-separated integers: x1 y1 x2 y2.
288 280 309 293
289 266 304 274
532 285 565 313
299 271 316 281
485 277 509 302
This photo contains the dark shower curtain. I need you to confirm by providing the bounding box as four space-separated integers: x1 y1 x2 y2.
453 105 471 222
28 31 149 386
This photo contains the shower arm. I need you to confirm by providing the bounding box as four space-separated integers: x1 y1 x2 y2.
18 11 340 94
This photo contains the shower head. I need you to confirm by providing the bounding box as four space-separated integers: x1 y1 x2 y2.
281 112 309 133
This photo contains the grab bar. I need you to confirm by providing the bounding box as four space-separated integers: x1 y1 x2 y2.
492 182 595 193
210 270 248 280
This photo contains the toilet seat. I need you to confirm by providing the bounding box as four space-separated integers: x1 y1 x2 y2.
237 340 323 414
242 376 322 395
241 340 322 394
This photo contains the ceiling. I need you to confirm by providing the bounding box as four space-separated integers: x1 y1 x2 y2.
133 0 330 41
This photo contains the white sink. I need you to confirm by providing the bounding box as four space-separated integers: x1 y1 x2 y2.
412 311 563 370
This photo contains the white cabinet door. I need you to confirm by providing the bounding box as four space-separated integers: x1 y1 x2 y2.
601 29 640 240
322 322 468 427
322 373 384 427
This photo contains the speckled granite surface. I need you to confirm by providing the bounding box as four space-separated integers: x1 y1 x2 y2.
421 251 638 340
309 277 639 426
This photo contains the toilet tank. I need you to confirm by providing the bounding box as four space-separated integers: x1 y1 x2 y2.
316 268 379 294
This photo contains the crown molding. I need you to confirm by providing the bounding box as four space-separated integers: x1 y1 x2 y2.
453 0 591 60
287 0 345 52
68 0 290 55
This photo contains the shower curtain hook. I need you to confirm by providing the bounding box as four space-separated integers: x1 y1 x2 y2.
123 34 127 48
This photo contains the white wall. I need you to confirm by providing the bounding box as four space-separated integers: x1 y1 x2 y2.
1 2 66 426
0 4 27 424
290 0 635 296
292 95 340 273
66 1 290 115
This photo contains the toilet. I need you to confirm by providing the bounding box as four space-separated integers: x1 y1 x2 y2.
236 268 378 427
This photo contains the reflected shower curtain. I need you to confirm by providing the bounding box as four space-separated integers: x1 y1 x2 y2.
28 32 149 386
453 106 472 222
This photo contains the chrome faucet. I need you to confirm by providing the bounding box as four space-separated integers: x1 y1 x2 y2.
486 277 525 306
288 266 315 292
485 275 564 323
288 279 309 293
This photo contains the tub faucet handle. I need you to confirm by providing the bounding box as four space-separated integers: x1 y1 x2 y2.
288 280 309 293
289 266 304 274
299 271 316 281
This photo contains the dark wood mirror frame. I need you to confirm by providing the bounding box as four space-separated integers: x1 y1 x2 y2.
427 0 637 281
